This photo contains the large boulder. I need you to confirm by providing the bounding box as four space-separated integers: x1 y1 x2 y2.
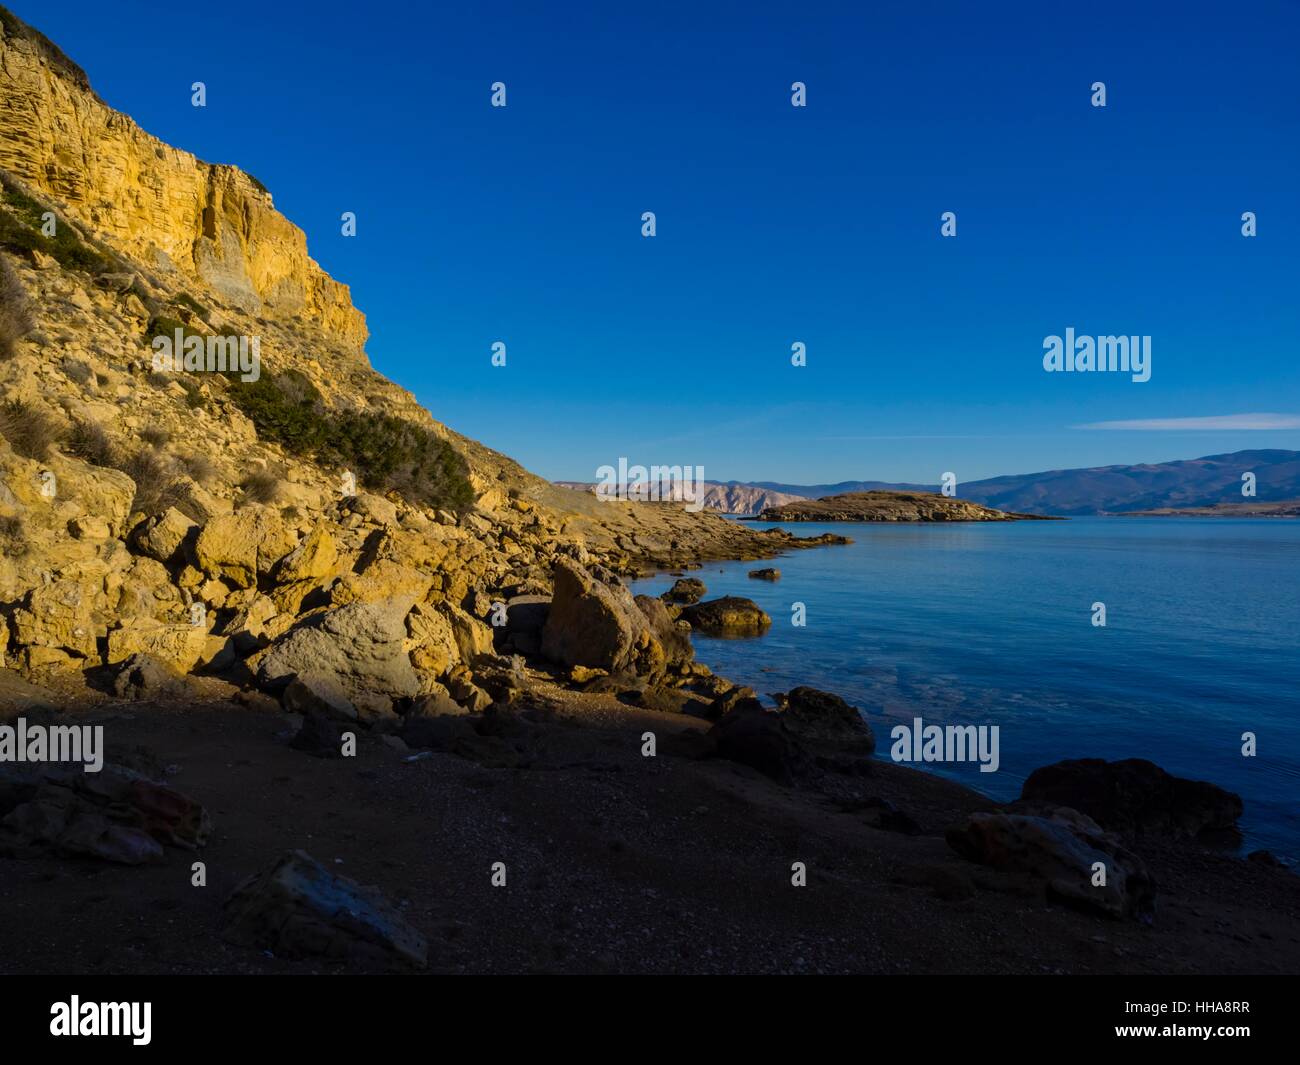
541 560 663 676
257 595 421 710
404 602 459 678
946 807 1156 920
0 672 56 715
634 594 694 672
708 705 811 784
442 602 495 664
498 594 550 656
283 672 358 722
774 686 875 756
9 579 98 665
0 766 210 864
331 559 431 608
111 652 187 700
1020 758 1243 840
107 618 207 673
131 507 198 566
682 596 771 635
273 525 339 583
662 577 706 604
193 505 295 588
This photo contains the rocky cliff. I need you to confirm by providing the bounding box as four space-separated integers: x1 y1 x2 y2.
0 6 366 349
0 4 838 711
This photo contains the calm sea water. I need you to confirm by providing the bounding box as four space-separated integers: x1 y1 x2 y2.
632 518 1300 862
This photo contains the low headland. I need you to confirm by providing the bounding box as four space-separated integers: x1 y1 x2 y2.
756 490 1061 522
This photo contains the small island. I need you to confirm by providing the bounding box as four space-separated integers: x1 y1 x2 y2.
757 490 1057 522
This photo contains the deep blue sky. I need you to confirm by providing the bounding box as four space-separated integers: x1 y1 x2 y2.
17 1 1300 483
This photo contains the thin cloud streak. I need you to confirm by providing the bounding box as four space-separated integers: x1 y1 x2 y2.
1074 413 1300 431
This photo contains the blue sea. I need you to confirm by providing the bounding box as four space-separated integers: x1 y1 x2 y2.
632 518 1300 862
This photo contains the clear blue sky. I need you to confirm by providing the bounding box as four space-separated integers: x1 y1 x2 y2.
17 0 1300 483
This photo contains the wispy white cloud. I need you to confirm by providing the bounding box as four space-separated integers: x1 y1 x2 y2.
1074 413 1300 431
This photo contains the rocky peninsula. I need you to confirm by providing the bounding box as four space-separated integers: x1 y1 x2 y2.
757 490 1057 522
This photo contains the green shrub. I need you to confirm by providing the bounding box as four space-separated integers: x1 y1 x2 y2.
175 292 209 319
144 315 207 346
223 369 474 512
0 175 114 274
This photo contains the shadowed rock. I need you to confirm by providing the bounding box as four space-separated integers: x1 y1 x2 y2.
708 705 811 783
773 686 875 756
1020 758 1243 841
223 850 428 969
947 807 1155 920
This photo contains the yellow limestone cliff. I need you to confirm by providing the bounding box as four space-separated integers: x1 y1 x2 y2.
0 9 366 349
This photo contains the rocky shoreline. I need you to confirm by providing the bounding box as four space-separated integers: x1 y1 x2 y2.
3 553 1297 974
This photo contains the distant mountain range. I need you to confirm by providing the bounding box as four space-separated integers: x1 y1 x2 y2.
731 450 1300 516
557 450 1300 516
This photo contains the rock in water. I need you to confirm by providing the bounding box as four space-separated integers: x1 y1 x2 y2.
747 568 780 581
223 850 428 969
946 807 1155 920
681 596 771 635
662 577 707 604
1020 758 1243 840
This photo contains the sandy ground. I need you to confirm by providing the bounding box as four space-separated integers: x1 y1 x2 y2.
1 679 1298 976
